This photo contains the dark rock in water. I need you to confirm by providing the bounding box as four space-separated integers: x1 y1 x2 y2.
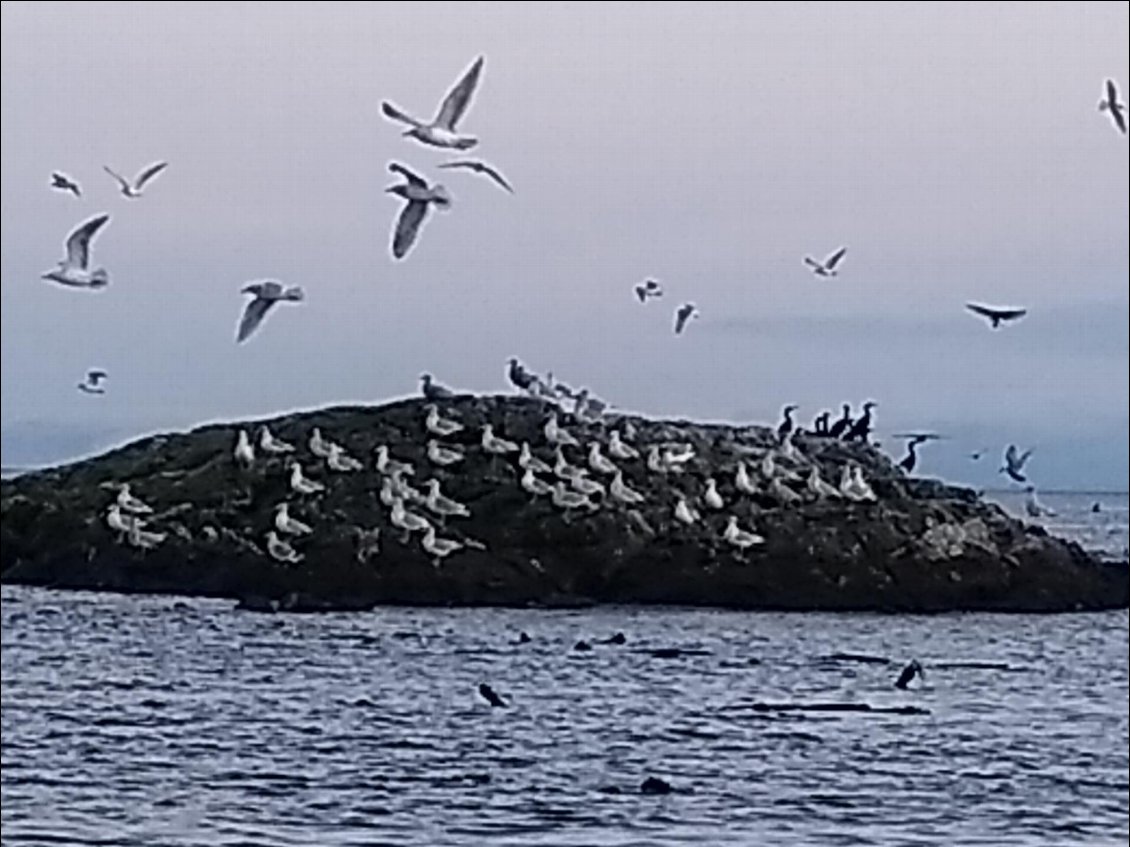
640 776 674 795
514 631 532 645
745 702 930 716
1 396 1126 613
574 640 593 652
824 652 892 665
644 647 712 659
598 785 623 795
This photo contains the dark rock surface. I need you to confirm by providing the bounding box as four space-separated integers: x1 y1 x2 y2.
1 396 1126 612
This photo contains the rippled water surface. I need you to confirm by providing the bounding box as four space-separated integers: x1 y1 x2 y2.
2 587 1127 846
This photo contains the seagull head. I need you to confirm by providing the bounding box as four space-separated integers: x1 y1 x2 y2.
385 184 409 199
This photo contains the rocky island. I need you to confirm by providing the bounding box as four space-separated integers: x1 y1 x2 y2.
2 396 1126 613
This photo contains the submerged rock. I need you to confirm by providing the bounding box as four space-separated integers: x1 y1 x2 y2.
1 396 1125 612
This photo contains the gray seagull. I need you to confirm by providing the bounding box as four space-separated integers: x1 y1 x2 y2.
236 280 305 343
385 163 452 260
103 161 168 198
41 214 111 289
381 56 485 150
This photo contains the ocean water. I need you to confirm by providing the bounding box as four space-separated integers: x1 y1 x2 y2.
985 490 1129 560
2 587 1127 846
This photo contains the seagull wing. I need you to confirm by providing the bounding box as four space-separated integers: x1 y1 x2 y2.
635 285 646 303
476 162 513 193
103 166 131 192
381 101 423 128
435 56 484 130
1107 78 1119 105
64 214 110 269
1017 447 1035 467
388 162 427 187
803 256 822 269
965 302 996 320
824 247 847 269
236 296 277 343
1004 444 1018 467
439 159 512 192
674 307 690 334
1112 105 1128 135
392 200 429 259
134 161 168 190
88 369 108 383
995 308 1027 321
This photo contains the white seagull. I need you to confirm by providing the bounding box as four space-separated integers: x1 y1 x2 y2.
326 444 363 473
274 502 312 536
116 484 154 515
289 462 325 496
375 445 415 477
421 525 466 565
266 530 303 564
807 467 842 500
77 369 108 395
41 214 111 289
424 479 471 518
609 470 645 505
385 162 452 260
308 428 336 459
233 429 255 469
425 403 463 436
723 516 765 550
437 159 512 193
390 498 432 536
236 280 304 343
735 462 759 495
521 468 554 498
587 442 618 476
105 503 142 536
103 161 168 198
481 424 519 455
427 439 465 467
803 247 847 277
518 442 553 474
608 429 639 460
259 426 295 454
128 522 168 551
551 482 596 513
570 472 605 498
674 495 700 526
544 414 579 447
381 56 485 150
703 478 725 510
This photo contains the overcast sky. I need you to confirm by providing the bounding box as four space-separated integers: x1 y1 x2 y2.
2 1 1127 489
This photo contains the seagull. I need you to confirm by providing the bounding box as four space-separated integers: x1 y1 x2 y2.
50 172 81 197
381 56 485 150
521 468 554 498
420 373 454 400
574 389 608 420
375 445 415 477
103 161 168 198
421 525 466 565
1025 486 1056 518
608 429 639 460
703 478 725 510
77 369 108 395
570 472 606 498
275 502 312 536
385 163 452 259
236 281 304 343
233 429 255 469
735 462 759 495
806 467 842 500
553 447 585 482
127 522 167 551
587 443 618 476
674 302 699 335
544 414 579 447
769 477 803 506
116 484 154 515
551 482 596 513
427 439 465 467
518 442 553 474
803 247 847 277
266 530 303 564
634 279 663 303
1000 445 1034 483
673 495 700 526
609 470 645 504
390 498 432 536
308 428 336 459
482 424 519 455
965 302 1027 329
425 403 463 436
894 659 924 690
437 159 512 193
259 426 295 454
41 214 111 289
424 479 471 518
288 462 325 496
1099 78 1127 135
105 503 142 536
662 444 695 467
723 516 765 549
326 444 363 473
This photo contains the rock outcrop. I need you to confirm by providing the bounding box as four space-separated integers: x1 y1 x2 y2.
1 396 1125 612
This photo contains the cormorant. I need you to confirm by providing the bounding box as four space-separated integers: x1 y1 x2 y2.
812 411 831 436
845 402 876 442
776 404 798 442
828 404 853 439
965 302 1027 329
478 683 507 708
894 660 925 690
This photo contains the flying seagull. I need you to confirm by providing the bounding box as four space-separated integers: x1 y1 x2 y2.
1000 444 1034 483
803 247 847 277
41 214 111 289
236 280 305 343
77 369 108 395
1099 78 1127 135
381 56 485 150
385 163 452 260
437 159 512 193
50 172 81 197
674 302 699 335
103 162 168 198
965 302 1027 329
635 279 662 303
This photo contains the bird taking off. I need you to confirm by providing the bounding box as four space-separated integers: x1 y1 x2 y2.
1000 445 1034 483
674 302 699 335
50 172 81 197
381 56 485 150
965 302 1027 329
1099 78 1127 135
635 279 662 303
803 247 847 277
77 369 108 395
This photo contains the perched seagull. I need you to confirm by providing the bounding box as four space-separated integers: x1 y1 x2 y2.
105 503 142 536
438 159 513 193
275 502 312 536
381 55 485 150
421 525 466 565
233 429 255 469
840 465 877 502
1099 78 1127 135
518 442 553 474
609 470 645 504
769 477 803 506
428 439 465 467
673 495 700 526
723 516 765 549
236 280 304 343
420 373 454 400
634 279 663 303
647 446 671 474
608 430 639 460
77 369 108 395
1000 445 1034 483
521 468 554 497
116 484 154 515
482 424 519 455
570 473 605 498
1025 486 1056 518
50 172 81 197
289 462 325 496
803 247 847 277
425 403 463 436
424 479 471 518
385 163 452 259
390 498 432 536
103 161 168 198
587 443 618 476
553 447 585 482
735 462 759 495
965 302 1027 329
326 444 363 472
375 445 415 477
662 444 695 467
551 482 596 513
128 522 167 551
266 530 303 564
703 478 725 510
674 302 699 335
806 467 842 500
544 414 579 447
308 428 336 459
41 214 111 289
259 426 295 454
